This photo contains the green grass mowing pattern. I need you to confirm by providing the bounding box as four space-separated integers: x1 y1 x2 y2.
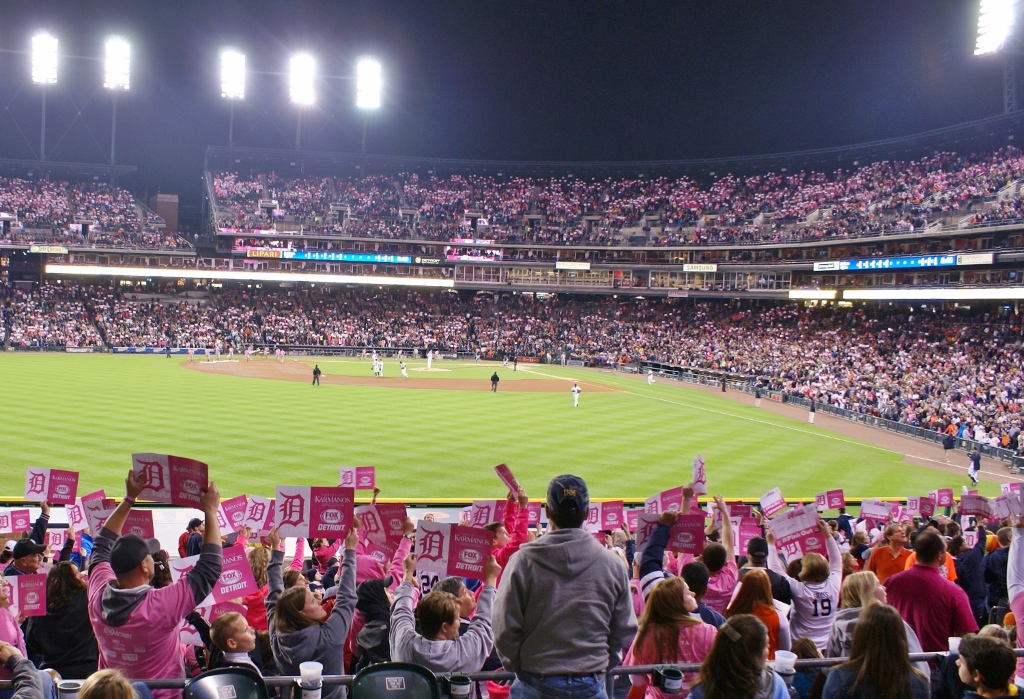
0 354 1002 501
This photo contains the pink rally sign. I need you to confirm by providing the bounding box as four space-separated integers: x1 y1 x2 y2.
526 501 542 526
771 505 826 560
493 463 521 495
339 466 376 490
47 528 67 551
24 467 80 505
67 490 104 532
759 488 786 518
309 487 354 538
10 509 32 533
10 574 47 617
415 521 493 581
243 496 275 534
123 510 155 539
216 495 249 533
665 514 707 555
469 500 505 528
585 501 625 532
644 487 684 514
815 489 845 511
170 547 257 607
132 453 209 507
960 495 992 518
692 455 707 495
375 503 409 542
928 488 954 508
626 509 642 530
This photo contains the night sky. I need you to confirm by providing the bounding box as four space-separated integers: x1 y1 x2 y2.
0 1 1006 222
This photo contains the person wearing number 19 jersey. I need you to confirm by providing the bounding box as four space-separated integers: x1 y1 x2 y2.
765 520 843 651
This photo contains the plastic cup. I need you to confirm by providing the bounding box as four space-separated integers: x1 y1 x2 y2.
57 681 83 699
949 636 961 652
299 661 324 686
774 650 797 673
656 667 684 694
448 675 472 697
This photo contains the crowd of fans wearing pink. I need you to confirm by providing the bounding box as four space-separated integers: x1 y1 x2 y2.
210 148 1024 245
5 470 1024 699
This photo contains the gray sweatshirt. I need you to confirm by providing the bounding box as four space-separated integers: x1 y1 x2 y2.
267 548 357 699
493 527 637 674
390 581 495 672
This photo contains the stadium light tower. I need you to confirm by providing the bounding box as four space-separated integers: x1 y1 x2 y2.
355 57 382 153
289 53 316 150
31 32 58 162
220 49 246 148
104 37 131 165
975 0 1020 113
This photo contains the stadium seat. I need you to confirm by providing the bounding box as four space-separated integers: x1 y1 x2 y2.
183 666 270 699
350 662 440 699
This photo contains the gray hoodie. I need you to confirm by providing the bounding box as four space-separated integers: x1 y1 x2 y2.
493 527 637 675
825 605 929 680
267 548 357 699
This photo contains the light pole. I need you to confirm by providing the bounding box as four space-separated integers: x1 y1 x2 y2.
221 49 246 148
289 53 316 150
975 0 1019 113
104 37 131 165
31 33 58 161
355 57 382 153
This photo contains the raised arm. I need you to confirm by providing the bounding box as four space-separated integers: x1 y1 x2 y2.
100 470 146 537
1008 516 1024 601
823 521 842 576
714 495 734 560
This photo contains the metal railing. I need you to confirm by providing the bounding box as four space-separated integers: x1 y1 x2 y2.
5 651 1023 691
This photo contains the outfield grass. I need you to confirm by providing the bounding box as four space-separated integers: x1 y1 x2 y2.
0 353 1001 501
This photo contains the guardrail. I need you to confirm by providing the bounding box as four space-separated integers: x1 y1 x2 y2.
4 651 1022 691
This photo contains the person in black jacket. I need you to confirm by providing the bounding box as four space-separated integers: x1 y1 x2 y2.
490 372 500 392
26 561 98 680
942 432 957 463
952 517 989 627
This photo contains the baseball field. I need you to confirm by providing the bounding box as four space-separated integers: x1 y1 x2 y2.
0 353 1006 502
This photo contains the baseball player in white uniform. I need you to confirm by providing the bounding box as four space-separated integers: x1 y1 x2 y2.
401 361 408 378
647 368 654 385
571 383 581 407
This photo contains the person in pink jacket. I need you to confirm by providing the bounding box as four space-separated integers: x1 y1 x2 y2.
87 471 223 699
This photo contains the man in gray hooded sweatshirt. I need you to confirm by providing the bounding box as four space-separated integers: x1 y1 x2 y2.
493 474 637 699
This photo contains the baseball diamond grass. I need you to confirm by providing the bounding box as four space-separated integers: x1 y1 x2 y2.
0 353 1002 502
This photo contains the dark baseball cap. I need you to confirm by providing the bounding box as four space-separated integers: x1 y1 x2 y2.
12 540 45 559
109 534 162 575
546 474 589 516
746 537 769 560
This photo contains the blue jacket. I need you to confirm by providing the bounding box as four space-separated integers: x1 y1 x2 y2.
955 527 988 611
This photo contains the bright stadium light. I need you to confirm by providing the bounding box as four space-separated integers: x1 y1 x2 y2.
221 49 246 99
31 33 58 85
355 58 382 109
976 0 1017 55
104 37 131 90
289 53 316 105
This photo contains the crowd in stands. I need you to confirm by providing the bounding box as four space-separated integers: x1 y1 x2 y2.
6 469 1024 699
3 284 102 348
210 148 1024 246
4 283 1024 446
0 176 186 250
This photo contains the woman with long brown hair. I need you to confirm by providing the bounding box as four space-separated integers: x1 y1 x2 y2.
25 561 98 680
821 603 929 699
266 520 359 699
688 614 788 699
726 568 790 658
623 576 717 698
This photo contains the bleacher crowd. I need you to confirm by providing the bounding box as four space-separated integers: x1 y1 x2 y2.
0 176 185 251
4 470 1024 699
210 148 1024 246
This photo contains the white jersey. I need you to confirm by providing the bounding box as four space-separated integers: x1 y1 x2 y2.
767 534 843 649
